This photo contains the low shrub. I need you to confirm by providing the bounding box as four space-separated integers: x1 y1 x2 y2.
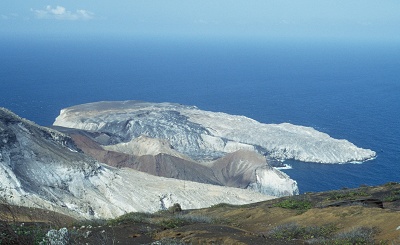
167 203 182 214
158 214 215 229
381 189 400 202
209 203 235 209
333 227 376 244
108 211 214 230
269 223 303 240
384 182 399 187
307 226 377 245
269 224 377 244
159 217 186 229
383 194 400 202
268 223 337 241
0 222 47 245
273 198 312 213
328 190 369 200
176 214 213 224
107 212 154 226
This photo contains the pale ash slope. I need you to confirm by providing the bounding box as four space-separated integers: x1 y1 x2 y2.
54 101 376 164
103 135 192 161
211 150 298 197
70 132 298 197
0 108 273 220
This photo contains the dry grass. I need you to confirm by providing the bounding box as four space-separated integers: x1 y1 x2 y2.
1 183 400 244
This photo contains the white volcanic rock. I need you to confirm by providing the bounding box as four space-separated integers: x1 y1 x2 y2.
54 101 376 164
0 107 273 220
69 132 298 197
88 166 273 218
103 135 191 160
211 150 299 197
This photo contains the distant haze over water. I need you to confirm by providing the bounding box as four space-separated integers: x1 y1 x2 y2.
1 37 399 193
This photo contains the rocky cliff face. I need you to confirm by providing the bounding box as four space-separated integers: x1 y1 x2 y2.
0 107 273 220
54 101 376 164
51 100 377 198
52 101 301 197
65 131 298 197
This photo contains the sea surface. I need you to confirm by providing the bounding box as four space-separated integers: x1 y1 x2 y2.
1 36 399 193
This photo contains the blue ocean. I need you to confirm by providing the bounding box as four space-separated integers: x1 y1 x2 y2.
1 37 399 193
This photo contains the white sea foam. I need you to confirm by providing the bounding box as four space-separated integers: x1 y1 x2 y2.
274 164 293 170
349 155 377 164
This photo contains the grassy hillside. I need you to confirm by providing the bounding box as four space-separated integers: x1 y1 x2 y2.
1 182 400 244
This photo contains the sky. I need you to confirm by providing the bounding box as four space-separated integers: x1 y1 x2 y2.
1 0 400 42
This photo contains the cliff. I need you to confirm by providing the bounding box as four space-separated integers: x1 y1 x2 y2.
53 101 302 197
0 107 273 219
54 100 376 164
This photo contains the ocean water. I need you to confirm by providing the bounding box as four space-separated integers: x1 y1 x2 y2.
1 37 399 193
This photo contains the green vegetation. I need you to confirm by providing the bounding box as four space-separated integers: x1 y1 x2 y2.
167 203 182 213
107 212 154 226
158 217 186 229
381 182 400 202
0 223 47 245
106 209 214 230
309 226 378 245
273 198 313 213
209 203 236 209
2 184 399 244
331 227 377 245
269 223 337 241
269 224 378 244
384 182 399 187
159 214 215 229
327 189 369 200
382 191 400 202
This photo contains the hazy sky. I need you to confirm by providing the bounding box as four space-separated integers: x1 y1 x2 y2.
1 0 400 42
